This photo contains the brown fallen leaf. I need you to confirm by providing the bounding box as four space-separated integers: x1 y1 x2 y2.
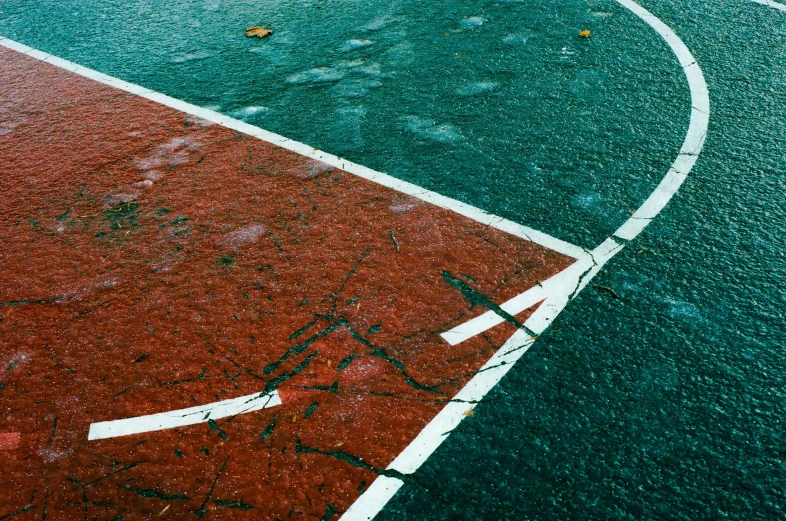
579 29 591 38
245 26 273 38
463 408 475 417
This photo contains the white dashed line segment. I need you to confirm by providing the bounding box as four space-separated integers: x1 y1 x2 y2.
87 390 282 440
343 0 710 518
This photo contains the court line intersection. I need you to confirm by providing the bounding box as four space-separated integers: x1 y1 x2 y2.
347 1 710 513
0 0 709 517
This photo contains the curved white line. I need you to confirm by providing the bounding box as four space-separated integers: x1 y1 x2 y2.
0 0 710 515
613 0 710 241
341 1 709 519
440 0 711 345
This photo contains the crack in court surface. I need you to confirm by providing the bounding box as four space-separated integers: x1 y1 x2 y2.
0 0 711 516
0 43 573 519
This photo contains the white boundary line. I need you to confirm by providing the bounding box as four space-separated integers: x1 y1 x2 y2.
440 256 598 346
0 0 710 514
87 390 281 440
340 1 709 518
441 0 712 346
749 0 786 12
612 0 710 242
0 35 586 262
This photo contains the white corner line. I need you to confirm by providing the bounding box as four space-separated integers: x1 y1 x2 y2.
87 390 282 440
0 35 587 262
748 0 786 12
342 0 709 518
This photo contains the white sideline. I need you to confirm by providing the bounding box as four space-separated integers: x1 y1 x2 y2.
340 241 624 521
0 0 711 514
341 0 710 518
749 0 786 12
0 35 586 262
87 390 281 440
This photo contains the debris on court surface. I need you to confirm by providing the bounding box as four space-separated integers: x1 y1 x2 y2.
245 26 272 38
579 29 591 37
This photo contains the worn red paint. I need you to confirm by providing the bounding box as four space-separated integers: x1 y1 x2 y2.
0 433 21 451
0 47 573 519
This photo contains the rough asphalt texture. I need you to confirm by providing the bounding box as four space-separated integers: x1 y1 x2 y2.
0 0 784 519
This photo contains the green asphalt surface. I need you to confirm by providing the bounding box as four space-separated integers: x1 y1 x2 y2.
1 0 785 518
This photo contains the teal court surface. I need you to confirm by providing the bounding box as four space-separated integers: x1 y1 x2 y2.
0 0 784 519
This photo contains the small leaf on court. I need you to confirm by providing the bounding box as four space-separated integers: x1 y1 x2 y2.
245 27 273 38
463 408 475 417
579 30 591 38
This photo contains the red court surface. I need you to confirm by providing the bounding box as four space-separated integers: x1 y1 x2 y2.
0 47 574 519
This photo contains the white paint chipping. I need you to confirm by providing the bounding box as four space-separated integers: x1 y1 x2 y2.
87 390 281 440
748 0 786 12
343 1 709 518
0 35 586 262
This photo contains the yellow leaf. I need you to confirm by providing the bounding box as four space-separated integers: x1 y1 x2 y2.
245 27 273 38
579 30 591 38
463 408 475 417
